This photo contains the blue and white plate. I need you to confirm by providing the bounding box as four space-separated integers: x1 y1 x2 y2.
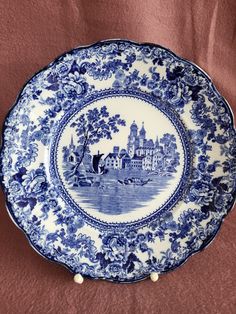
1 40 235 283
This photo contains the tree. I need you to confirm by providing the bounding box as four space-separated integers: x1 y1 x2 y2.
70 105 126 175
159 133 180 174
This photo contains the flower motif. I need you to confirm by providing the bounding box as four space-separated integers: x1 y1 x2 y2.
106 263 123 276
9 181 23 195
21 165 48 195
189 180 215 206
102 234 129 262
62 71 89 99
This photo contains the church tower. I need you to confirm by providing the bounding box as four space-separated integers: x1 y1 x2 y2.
139 122 146 147
130 120 138 137
69 135 76 151
155 136 159 148
127 121 138 157
154 136 160 155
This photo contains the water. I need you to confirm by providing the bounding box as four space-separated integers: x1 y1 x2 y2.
68 169 173 215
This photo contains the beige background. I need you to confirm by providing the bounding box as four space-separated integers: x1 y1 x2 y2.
0 1 235 313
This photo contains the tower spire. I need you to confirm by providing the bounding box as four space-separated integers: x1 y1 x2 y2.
70 135 74 147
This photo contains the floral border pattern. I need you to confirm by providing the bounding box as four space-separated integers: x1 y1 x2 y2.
0 40 235 282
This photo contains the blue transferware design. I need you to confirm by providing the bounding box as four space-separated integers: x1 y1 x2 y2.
62 117 179 215
50 89 191 229
0 40 235 283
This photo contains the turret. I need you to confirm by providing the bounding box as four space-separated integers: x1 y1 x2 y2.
127 121 138 157
130 120 138 137
139 122 146 139
113 146 120 155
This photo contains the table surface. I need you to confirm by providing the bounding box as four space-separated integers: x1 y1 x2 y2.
0 1 235 313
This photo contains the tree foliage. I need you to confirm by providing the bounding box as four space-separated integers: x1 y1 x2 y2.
70 106 126 172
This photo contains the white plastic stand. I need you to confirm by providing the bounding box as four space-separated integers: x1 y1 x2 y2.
150 272 159 282
74 273 84 284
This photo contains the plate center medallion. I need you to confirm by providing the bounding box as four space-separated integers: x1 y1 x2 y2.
52 91 191 228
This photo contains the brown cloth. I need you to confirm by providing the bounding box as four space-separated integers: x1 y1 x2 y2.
0 1 235 313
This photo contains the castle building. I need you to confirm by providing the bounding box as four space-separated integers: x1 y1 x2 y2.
105 147 132 169
127 121 157 158
130 155 144 169
119 153 131 169
142 154 153 171
103 122 163 171
63 125 178 174
104 146 121 169
127 121 139 157
152 145 164 170
136 140 154 157
104 154 120 169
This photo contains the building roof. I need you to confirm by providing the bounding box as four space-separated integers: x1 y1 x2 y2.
136 146 154 150
146 139 154 147
131 155 144 160
105 153 119 160
69 151 80 157
119 153 131 159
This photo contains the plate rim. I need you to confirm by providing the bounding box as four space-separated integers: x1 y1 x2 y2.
0 38 235 283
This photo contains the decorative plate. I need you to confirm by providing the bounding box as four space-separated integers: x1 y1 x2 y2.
1 40 235 283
